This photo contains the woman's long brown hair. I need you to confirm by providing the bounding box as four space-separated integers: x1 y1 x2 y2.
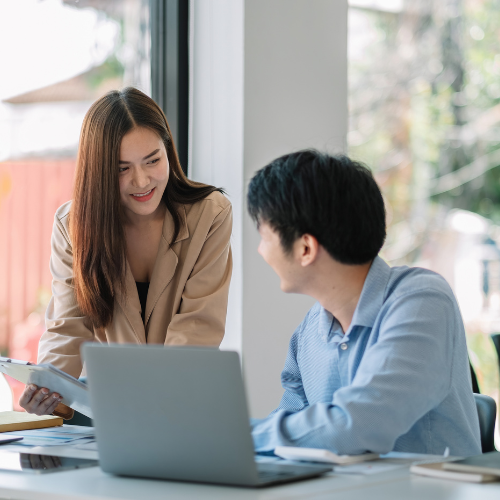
70 87 223 329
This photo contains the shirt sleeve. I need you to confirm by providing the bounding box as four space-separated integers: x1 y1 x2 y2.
38 214 95 379
273 325 310 413
165 203 233 346
251 289 456 454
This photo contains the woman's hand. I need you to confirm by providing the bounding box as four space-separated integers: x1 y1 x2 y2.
19 385 63 416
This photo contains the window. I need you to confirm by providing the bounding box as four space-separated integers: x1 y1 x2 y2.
0 0 150 408
349 0 500 445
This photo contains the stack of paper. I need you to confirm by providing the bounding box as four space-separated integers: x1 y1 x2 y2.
1 425 95 448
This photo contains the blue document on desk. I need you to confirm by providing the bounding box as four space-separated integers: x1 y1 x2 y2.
0 357 91 418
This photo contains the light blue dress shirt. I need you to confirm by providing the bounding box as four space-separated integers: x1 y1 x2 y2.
252 256 482 457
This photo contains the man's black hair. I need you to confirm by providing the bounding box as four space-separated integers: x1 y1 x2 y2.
247 150 386 265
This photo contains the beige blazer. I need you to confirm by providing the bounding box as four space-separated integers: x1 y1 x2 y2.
38 191 232 380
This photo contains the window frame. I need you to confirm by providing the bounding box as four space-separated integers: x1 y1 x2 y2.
150 0 189 175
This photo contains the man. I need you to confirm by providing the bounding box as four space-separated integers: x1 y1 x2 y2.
247 150 481 457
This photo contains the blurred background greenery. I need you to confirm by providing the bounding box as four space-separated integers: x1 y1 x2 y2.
349 0 500 446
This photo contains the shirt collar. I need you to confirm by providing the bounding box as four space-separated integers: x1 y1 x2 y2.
317 255 391 342
319 307 334 342
349 255 391 329
319 308 344 342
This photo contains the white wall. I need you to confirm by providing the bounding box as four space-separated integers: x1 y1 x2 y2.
189 0 244 353
190 0 348 417
242 0 348 417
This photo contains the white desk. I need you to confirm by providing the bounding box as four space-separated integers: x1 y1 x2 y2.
0 461 499 500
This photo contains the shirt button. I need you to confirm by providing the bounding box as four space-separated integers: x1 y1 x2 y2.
340 343 348 350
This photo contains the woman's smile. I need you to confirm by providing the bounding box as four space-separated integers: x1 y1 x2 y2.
130 187 156 202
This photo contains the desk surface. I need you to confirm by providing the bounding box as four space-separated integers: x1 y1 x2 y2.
0 429 497 500
0 461 499 500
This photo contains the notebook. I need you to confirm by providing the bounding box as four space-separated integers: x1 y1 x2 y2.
411 461 498 483
0 412 63 433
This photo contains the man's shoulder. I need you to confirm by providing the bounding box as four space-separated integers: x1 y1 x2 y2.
294 303 323 337
304 302 323 321
385 265 455 303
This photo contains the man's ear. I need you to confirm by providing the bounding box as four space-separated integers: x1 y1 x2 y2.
298 234 320 267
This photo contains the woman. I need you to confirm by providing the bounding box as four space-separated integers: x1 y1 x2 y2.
20 88 232 417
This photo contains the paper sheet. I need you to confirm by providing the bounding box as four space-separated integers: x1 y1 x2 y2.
73 441 98 451
332 453 451 476
1 425 95 447
28 445 99 461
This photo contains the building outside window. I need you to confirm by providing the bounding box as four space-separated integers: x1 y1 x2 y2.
0 0 150 409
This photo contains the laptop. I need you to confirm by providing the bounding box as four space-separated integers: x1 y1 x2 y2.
82 344 331 487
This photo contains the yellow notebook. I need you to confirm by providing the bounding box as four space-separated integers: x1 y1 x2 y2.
0 411 63 433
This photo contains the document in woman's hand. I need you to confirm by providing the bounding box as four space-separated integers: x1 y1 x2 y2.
0 357 91 418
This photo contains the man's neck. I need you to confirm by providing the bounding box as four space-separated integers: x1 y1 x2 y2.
306 258 372 333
